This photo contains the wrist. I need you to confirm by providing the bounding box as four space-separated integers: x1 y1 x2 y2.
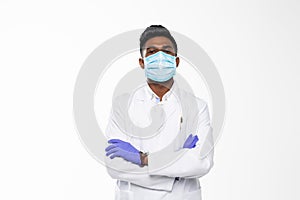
139 151 148 167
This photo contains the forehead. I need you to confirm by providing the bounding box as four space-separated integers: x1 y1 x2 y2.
144 36 174 49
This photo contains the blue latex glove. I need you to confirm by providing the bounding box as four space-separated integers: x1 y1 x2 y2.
105 139 141 165
107 139 139 153
105 144 141 165
183 134 199 149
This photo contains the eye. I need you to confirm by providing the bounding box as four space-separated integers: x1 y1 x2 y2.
163 50 175 55
146 49 158 56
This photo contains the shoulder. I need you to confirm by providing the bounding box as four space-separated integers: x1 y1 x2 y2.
112 82 147 106
176 87 208 112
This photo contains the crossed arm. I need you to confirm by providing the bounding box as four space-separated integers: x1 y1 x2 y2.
104 99 214 181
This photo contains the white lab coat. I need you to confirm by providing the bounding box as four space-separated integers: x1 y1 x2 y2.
105 80 214 200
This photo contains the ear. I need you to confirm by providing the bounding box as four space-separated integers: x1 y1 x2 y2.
175 57 180 68
139 58 144 69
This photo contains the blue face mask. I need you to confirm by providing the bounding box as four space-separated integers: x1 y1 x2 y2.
144 51 177 82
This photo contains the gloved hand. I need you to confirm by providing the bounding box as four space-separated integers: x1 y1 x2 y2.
107 139 139 153
105 139 141 165
183 134 199 149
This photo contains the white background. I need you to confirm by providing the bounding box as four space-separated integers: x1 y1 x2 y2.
0 0 299 199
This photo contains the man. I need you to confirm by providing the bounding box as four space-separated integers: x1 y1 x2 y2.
105 25 214 200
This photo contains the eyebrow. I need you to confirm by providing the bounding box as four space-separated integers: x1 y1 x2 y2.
146 45 174 50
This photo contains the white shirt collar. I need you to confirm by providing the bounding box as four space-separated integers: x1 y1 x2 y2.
144 80 177 103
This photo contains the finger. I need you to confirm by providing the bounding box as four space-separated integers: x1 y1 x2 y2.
106 147 120 157
110 154 117 159
190 136 199 147
193 135 199 144
189 140 196 148
108 139 126 144
185 134 193 142
194 135 199 144
105 144 117 152
188 134 196 142
110 152 121 159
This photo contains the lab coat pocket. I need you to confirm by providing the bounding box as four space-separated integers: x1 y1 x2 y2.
115 182 134 200
184 187 202 200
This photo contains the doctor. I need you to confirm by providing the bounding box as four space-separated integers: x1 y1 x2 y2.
105 25 214 200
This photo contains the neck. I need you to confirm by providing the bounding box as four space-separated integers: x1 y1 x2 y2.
147 78 174 101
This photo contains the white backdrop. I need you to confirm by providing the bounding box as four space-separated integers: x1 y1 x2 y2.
0 0 299 199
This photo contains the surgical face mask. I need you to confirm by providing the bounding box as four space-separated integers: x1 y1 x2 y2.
144 51 177 82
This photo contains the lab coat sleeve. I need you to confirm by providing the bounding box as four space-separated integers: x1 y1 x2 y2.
147 100 214 179
104 101 176 191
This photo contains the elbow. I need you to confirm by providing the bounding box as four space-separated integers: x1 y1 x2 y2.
204 159 214 175
106 167 118 179
176 157 214 179
192 157 214 178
